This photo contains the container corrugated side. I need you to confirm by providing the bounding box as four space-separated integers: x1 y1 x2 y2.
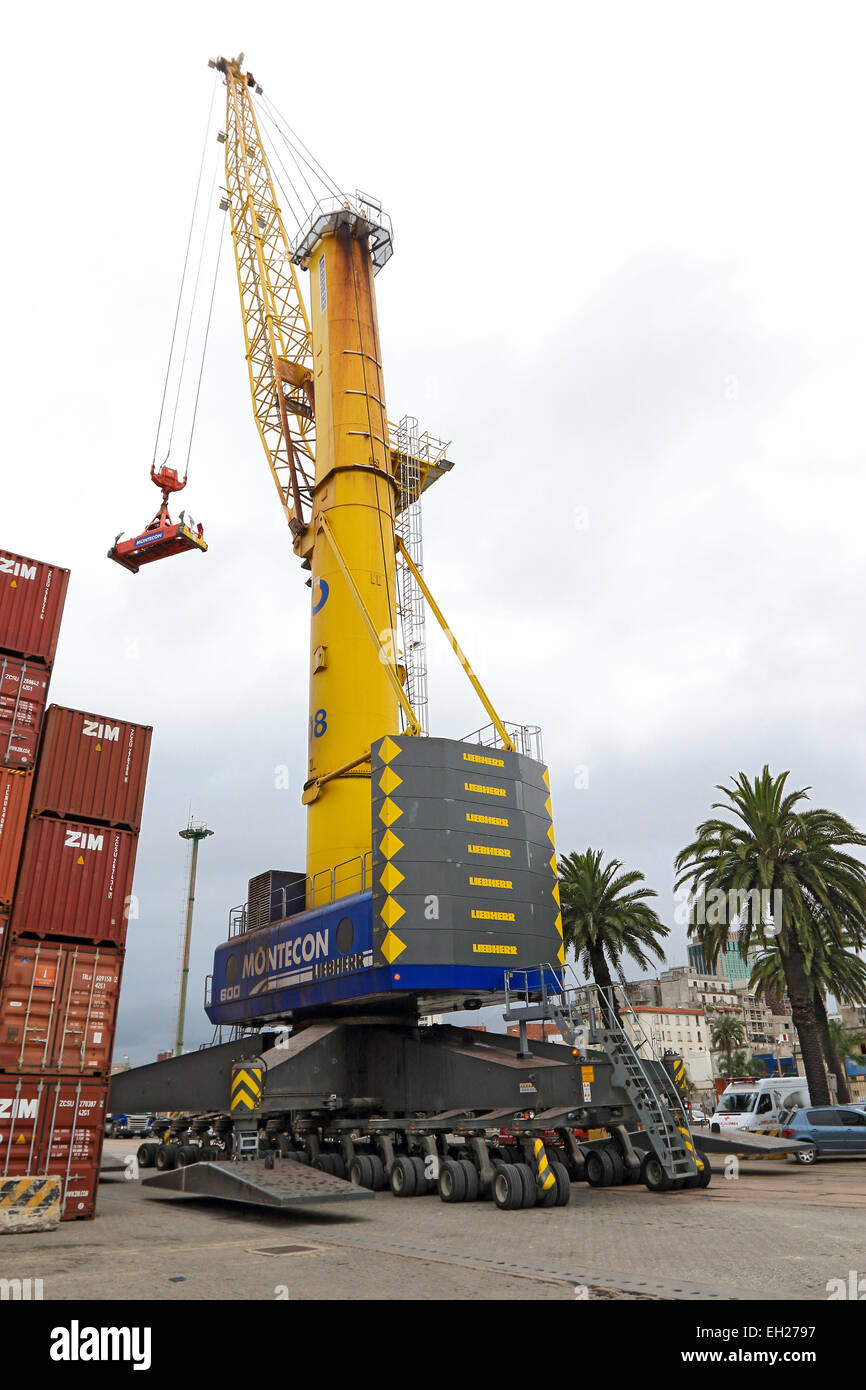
0 655 49 767
32 706 152 831
12 817 138 946
0 1074 105 1219
0 768 32 908
0 938 124 1073
0 549 69 666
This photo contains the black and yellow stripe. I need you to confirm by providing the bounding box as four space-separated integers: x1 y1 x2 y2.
533 1138 556 1191
231 1066 263 1111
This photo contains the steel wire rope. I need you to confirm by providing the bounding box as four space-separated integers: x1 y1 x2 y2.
183 209 229 479
151 72 219 470
259 95 346 201
258 116 317 228
161 157 221 470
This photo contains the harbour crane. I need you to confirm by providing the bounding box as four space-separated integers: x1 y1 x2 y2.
109 56 716 1211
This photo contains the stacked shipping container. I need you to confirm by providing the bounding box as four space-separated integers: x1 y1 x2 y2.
0 547 150 1220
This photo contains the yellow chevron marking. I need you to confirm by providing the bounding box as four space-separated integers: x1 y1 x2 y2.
380 896 406 929
380 930 406 964
379 829 404 859
231 1090 256 1111
557 943 565 965
544 796 552 819
378 797 403 827
378 765 403 796
551 882 560 906
549 853 557 875
542 768 550 790
547 824 556 848
232 1068 262 1097
380 862 405 894
379 736 402 764
554 912 563 937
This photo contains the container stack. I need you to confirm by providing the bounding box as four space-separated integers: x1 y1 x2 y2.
0 547 151 1223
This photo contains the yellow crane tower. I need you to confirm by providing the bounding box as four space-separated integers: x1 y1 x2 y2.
216 53 517 906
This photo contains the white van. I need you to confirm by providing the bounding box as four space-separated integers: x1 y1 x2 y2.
710 1076 811 1133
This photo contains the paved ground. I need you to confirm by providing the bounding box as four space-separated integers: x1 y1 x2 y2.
1 1144 864 1301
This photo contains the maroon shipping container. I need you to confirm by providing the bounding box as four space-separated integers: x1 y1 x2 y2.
0 548 69 666
0 654 49 767
0 768 32 908
13 817 138 946
32 705 152 831
0 1073 106 1219
0 939 124 1074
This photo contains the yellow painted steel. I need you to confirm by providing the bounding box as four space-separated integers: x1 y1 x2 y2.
305 228 401 888
394 536 515 753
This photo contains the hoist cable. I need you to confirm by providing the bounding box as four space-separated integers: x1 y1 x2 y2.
183 211 229 477
151 72 218 469
161 157 220 468
259 94 345 201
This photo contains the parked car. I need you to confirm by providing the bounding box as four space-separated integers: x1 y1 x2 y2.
105 1112 153 1139
690 1106 707 1124
781 1105 866 1163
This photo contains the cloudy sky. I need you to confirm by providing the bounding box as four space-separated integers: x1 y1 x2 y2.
5 3 866 1062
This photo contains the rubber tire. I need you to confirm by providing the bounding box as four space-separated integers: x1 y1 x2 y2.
551 1161 571 1206
606 1149 626 1186
175 1145 199 1167
493 1163 523 1210
696 1154 712 1188
330 1153 347 1180
390 1155 417 1197
349 1155 374 1189
154 1144 177 1172
411 1154 434 1194
795 1148 818 1165
438 1157 467 1203
642 1152 674 1192
136 1143 157 1169
366 1153 385 1191
585 1148 615 1188
458 1158 480 1202
514 1162 537 1208
539 1174 559 1206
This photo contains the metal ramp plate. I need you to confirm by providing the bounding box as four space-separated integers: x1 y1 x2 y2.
627 1128 809 1158
142 1159 374 1208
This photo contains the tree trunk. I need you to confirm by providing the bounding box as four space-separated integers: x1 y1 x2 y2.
813 988 851 1104
779 933 831 1106
588 944 622 1026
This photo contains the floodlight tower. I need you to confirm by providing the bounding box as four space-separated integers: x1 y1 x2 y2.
176 818 214 1056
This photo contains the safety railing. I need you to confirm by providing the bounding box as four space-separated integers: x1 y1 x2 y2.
227 851 373 938
462 721 543 762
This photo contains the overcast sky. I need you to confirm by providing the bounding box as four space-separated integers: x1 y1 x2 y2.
5 3 866 1063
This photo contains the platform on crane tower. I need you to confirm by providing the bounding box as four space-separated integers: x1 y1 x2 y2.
292 193 394 273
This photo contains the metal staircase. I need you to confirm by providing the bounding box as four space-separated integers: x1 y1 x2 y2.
503 966 698 1182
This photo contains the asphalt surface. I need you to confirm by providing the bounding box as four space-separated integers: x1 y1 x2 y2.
1 1143 864 1301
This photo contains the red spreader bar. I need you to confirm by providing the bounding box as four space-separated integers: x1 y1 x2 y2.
108 521 208 575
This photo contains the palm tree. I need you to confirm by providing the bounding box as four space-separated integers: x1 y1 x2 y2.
676 766 866 1107
558 849 669 1021
718 1048 750 1077
828 1019 858 1069
710 1014 746 1075
750 932 866 1104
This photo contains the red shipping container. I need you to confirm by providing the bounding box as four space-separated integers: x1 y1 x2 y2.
0 939 124 1073
13 817 138 946
0 1073 106 1219
0 655 49 767
0 768 31 908
0 548 69 666
32 705 152 831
